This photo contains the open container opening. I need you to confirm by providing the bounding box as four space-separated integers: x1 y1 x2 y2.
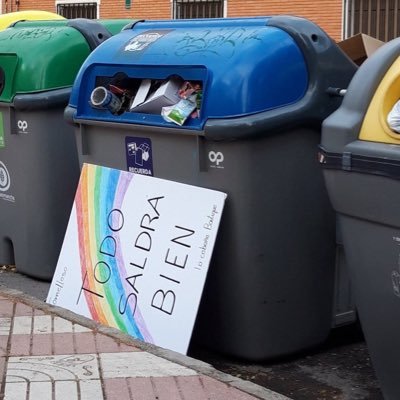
89 73 203 126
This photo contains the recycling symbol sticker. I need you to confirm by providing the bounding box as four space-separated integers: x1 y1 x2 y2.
0 161 11 192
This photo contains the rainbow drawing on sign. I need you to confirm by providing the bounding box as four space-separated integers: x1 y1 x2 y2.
74 163 153 343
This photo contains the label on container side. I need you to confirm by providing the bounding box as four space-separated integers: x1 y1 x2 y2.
125 136 154 176
124 30 172 52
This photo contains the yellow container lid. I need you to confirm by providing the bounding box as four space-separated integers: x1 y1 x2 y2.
359 56 400 144
0 10 64 31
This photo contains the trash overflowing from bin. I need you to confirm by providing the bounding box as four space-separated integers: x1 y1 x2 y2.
88 75 202 126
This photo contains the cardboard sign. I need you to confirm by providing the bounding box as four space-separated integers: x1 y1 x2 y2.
47 163 226 354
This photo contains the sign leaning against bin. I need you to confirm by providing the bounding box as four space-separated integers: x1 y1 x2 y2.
47 163 226 354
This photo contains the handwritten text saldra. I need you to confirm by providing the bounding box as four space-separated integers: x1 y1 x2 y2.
76 196 196 317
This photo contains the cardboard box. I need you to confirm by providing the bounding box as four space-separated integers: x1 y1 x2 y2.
130 77 182 114
337 33 385 66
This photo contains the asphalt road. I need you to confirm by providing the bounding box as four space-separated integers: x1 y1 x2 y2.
0 266 384 400
190 324 383 400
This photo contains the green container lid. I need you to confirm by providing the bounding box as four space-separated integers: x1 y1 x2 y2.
0 19 134 102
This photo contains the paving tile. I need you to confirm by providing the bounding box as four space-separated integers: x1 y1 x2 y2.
9 334 30 356
55 381 78 400
31 334 52 356
117 342 140 352
0 301 267 400
3 381 27 400
0 318 11 336
201 376 258 400
104 377 130 400
33 315 52 334
53 333 75 355
80 379 104 399
53 317 73 333
14 303 34 317
4 355 104 400
29 381 52 400
0 336 7 357
7 354 100 381
152 376 183 400
100 352 197 379
12 316 32 335
73 324 91 333
74 332 97 354
95 333 120 353
0 300 13 318
176 375 206 400
0 356 6 382
126 377 155 399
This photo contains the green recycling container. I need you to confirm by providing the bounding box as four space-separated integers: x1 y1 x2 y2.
0 18 132 280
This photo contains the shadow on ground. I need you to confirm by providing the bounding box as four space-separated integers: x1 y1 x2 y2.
190 323 383 400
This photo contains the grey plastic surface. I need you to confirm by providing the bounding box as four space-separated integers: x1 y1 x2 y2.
322 37 400 153
320 35 400 400
121 19 144 30
323 161 400 400
67 18 113 50
13 88 71 111
340 214 400 400
73 121 338 360
333 216 357 327
320 37 400 225
0 102 79 280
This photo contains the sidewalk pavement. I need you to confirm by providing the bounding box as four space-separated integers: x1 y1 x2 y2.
0 287 291 400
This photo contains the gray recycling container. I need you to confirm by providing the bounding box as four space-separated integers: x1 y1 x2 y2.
65 16 357 360
0 18 132 280
320 37 400 399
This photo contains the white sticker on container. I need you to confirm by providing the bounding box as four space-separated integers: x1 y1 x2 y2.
0 161 10 192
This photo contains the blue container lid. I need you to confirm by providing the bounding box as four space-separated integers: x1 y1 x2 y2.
69 17 308 130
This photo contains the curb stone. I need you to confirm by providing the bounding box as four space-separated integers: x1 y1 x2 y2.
0 286 292 400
